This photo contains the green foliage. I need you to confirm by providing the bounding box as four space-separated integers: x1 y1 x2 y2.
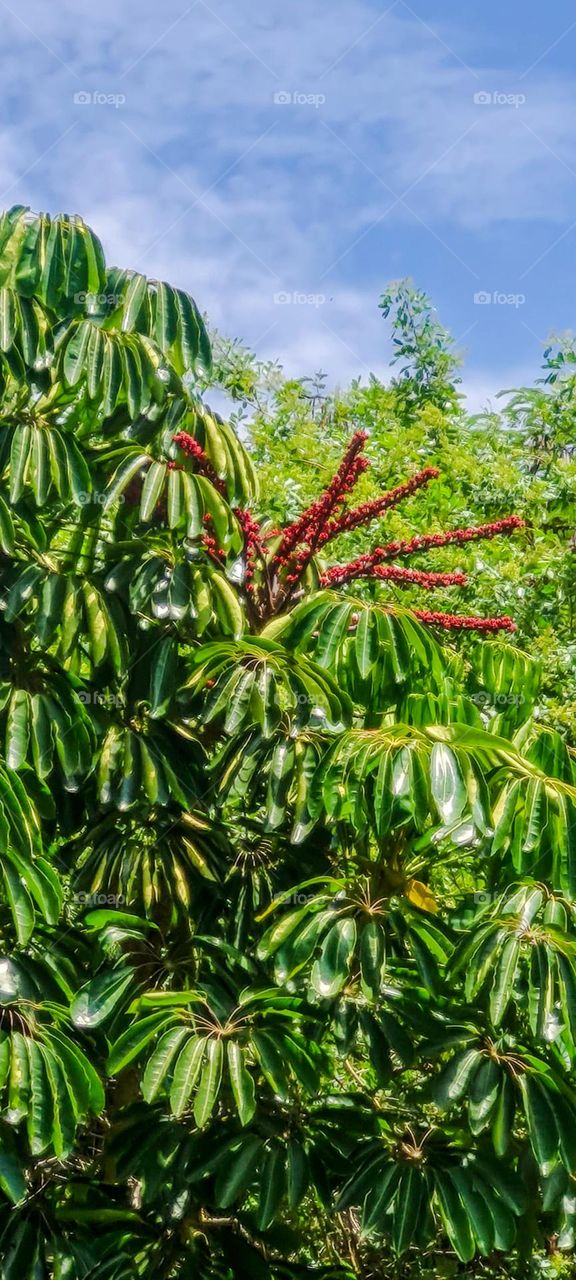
379 279 462 416
0 210 573 1279
227 283 576 738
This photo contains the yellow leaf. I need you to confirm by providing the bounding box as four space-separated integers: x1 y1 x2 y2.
405 879 438 913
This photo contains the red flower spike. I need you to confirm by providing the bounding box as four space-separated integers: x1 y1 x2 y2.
374 516 524 563
170 426 524 635
234 508 265 555
413 610 517 633
201 513 226 563
320 564 468 590
272 431 369 567
234 507 266 598
172 432 227 496
324 467 440 540
322 516 524 588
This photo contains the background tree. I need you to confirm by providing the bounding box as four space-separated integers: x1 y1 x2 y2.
213 282 576 736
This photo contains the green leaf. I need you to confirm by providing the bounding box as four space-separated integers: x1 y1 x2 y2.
24 1038 52 1155
311 917 357 998
362 1162 402 1229
139 461 166 522
71 969 134 1029
86 324 104 398
449 1169 494 1256
2 864 34 945
108 1013 173 1074
62 321 92 386
252 1031 290 1099
154 281 179 351
469 1056 500 1133
149 636 177 719
137 1023 185 1103
8 1031 30 1123
519 1074 559 1169
0 496 14 555
359 919 386 1000
193 1038 223 1127
5 690 30 771
0 289 17 350
170 1036 206 1118
286 1140 309 1209
393 1166 423 1255
489 935 520 1026
434 1170 475 1263
0 1139 26 1204
492 1073 515 1157
433 1048 481 1107
121 273 148 331
227 1040 256 1126
215 1135 263 1208
258 1143 286 1229
354 608 378 679
102 336 123 414
44 1028 104 1116
430 742 467 824
9 425 31 502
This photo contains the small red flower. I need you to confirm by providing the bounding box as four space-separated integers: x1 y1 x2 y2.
234 507 265 600
172 431 227 496
201 513 226 562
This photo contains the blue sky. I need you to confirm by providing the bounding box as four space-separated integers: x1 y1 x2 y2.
3 0 576 406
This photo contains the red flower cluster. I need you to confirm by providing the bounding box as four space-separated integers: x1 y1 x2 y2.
321 516 524 587
264 434 523 630
123 477 141 507
321 564 468 589
324 467 440 539
172 432 227 496
234 507 265 596
201 513 226 563
167 427 525 633
413 610 517 633
375 516 524 562
272 430 369 572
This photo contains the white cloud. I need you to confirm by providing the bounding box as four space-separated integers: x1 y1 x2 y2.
460 366 540 415
0 0 573 392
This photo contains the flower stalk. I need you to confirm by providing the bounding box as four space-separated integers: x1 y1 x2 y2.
176 427 524 632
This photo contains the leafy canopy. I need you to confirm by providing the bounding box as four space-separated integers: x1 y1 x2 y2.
0 209 572 1278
